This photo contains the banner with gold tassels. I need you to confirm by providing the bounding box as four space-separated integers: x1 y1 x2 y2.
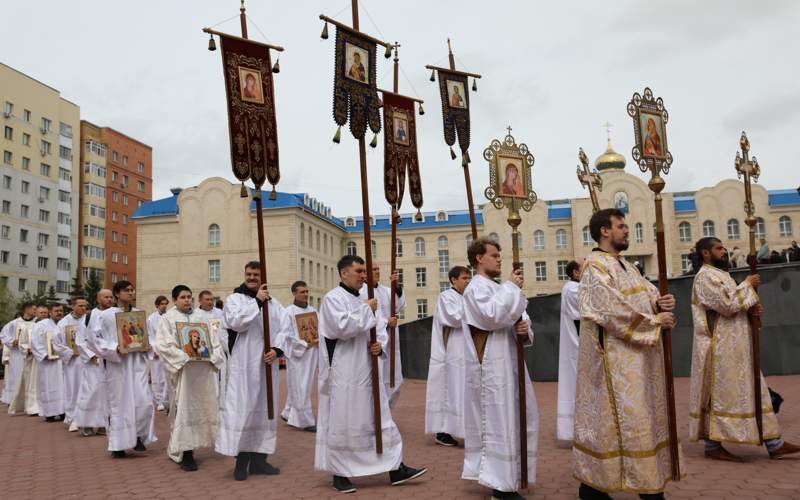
382 92 423 211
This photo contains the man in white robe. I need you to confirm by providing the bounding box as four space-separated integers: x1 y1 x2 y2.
54 297 89 430
556 259 583 445
359 264 406 408
93 281 156 457
282 280 318 431
216 261 289 481
146 295 170 411
31 303 66 421
462 237 538 500
196 290 227 407
425 265 471 447
316 254 427 494
1 303 36 411
1 318 14 404
156 285 225 471
74 289 112 436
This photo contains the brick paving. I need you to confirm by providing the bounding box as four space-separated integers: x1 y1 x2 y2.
0 373 798 499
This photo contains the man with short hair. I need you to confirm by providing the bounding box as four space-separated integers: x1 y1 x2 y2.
1 302 36 412
93 281 156 457
574 208 682 500
31 303 66 422
462 238 537 500
425 265 471 447
196 289 227 404
689 237 800 461
757 238 769 264
316 254 426 494
556 259 583 445
147 295 170 411
54 297 89 430
74 289 112 436
216 261 289 481
281 280 318 432
156 284 225 471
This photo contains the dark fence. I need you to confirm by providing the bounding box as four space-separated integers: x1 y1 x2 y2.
399 262 800 381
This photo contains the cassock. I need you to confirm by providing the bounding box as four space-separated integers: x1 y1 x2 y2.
282 303 319 428
573 250 684 494
146 311 169 408
73 309 109 428
94 307 157 451
359 283 406 407
462 274 538 493
55 314 84 425
31 318 66 418
196 307 227 407
424 288 467 439
688 264 781 443
556 279 580 443
215 286 288 457
1 317 36 413
315 285 402 477
156 307 225 462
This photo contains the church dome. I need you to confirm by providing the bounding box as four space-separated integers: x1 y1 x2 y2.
595 137 626 171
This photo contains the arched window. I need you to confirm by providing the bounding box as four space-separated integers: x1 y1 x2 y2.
438 235 448 249
208 223 220 246
755 217 766 239
555 229 567 249
514 233 522 249
779 215 793 237
635 223 643 243
702 220 715 237
466 233 473 247
582 226 592 246
652 223 658 241
316 230 321 251
678 221 692 242
299 223 305 245
324 234 328 253
346 241 356 256
396 238 403 257
488 232 499 243
727 219 740 240
415 237 426 256
308 226 313 247
533 230 545 250
435 210 448 222
371 239 377 257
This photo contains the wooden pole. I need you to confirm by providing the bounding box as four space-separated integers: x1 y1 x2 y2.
387 46 400 389
509 212 528 489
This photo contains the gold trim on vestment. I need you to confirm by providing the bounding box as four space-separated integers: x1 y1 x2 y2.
573 439 671 459
590 261 609 276
621 285 648 296
573 474 674 495
624 316 644 341
689 407 775 419
600 334 625 480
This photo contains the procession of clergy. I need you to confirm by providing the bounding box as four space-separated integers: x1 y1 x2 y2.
1 207 798 499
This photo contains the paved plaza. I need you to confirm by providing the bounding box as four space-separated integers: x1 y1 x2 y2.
0 373 798 499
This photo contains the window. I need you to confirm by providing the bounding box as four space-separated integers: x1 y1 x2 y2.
208 260 220 282
19 254 28 267
3 150 11 165
59 146 72 160
439 281 449 293
112 151 118 162
89 204 106 218
1 200 9 214
678 222 692 242
438 248 450 278
2 175 10 189
20 204 29 218
122 255 129 265
39 186 50 200
371 239 377 257
3 101 12 116
59 167 71 181
0 225 8 239
57 258 70 271
111 272 118 284
681 254 692 274
488 232 499 242
396 238 403 257
56 281 69 294
0 250 7 264
59 122 73 138
635 223 643 243
702 220 715 237
300 258 306 280
316 230 321 251
37 281 47 294
533 230 545 250
81 268 104 282
416 299 428 319
22 157 30 170
137 180 144 192
344 217 356 228
82 245 105 260
58 190 70 203
555 229 567 249
41 140 51 155
57 212 70 225
85 140 106 157
112 191 119 202
653 223 658 242
3 126 11 140
122 214 128 224
39 209 50 223
300 223 305 245
111 171 118 182
346 241 356 256
22 133 30 146
84 182 105 198
37 233 48 246
41 117 51 134
415 237 426 256
727 219 740 240
83 224 105 240
779 216 793 237
308 226 312 247
435 211 448 222
18 278 27 292
558 260 569 281
582 226 592 246
20 228 28 242
84 162 106 177
416 267 427 288
755 217 765 240
57 235 70 249
122 233 128 245
122 175 128 188
324 234 329 254
38 257 48 269
122 155 128 167
397 268 404 287
137 161 144 173
466 233 474 247
21 180 29 193
111 211 118 222
535 261 547 282
208 224 220 246
308 260 314 283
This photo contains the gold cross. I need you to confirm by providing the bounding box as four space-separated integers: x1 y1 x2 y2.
734 131 761 254
506 125 513 136
603 121 613 141
577 147 602 212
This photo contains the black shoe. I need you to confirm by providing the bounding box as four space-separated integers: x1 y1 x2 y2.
303 425 317 433
248 452 280 475
180 450 198 471
579 483 613 500
234 453 250 481
435 432 458 447
333 475 357 493
491 491 526 500
281 414 288 423
111 450 126 458
389 463 427 485
58 413 66 421
45 416 56 422
134 437 146 452
639 495 664 500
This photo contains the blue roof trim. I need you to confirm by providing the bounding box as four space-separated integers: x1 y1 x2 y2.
133 196 178 218
673 196 696 213
547 204 571 221
768 189 800 207
344 209 483 233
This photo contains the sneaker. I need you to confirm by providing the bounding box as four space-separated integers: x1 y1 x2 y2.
769 441 800 460
157 403 165 412
58 413 66 421
491 491 526 500
95 427 107 436
303 425 317 433
333 475 357 493
111 450 126 458
45 416 56 422
180 450 198 471
389 463 427 486
704 446 743 462
134 437 146 452
249 453 280 475
80 427 95 437
68 422 79 432
435 432 458 447
234 453 250 481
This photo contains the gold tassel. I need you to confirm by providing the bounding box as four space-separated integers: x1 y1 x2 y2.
464 150 471 163
207 34 217 51
269 186 277 200
462 154 468 167
414 210 423 223
418 103 425 115
449 146 456 160
472 78 477 92
369 133 378 148
332 126 341 144
320 22 329 40
429 69 436 82
240 182 248 198
272 57 280 74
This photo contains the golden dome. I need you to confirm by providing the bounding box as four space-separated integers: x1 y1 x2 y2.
595 137 626 171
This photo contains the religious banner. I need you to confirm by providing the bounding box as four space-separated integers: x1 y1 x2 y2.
218 33 280 191
332 26 382 139
382 92 423 210
436 69 471 162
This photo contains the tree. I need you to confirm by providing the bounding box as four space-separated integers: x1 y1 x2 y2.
83 272 103 309
0 281 15 327
16 290 46 310
45 285 59 306
69 276 83 300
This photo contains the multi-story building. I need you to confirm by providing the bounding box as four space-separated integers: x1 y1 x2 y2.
78 122 152 288
0 63 80 300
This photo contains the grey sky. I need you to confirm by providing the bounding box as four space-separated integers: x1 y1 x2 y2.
3 1 798 216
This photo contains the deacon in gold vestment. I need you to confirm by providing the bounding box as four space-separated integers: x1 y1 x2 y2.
573 209 683 500
688 237 800 461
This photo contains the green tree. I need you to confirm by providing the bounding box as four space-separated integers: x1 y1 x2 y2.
16 290 46 309
83 272 103 309
69 276 83 300
45 285 59 306
0 281 15 327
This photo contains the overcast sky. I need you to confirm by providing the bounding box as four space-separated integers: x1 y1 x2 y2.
3 1 799 216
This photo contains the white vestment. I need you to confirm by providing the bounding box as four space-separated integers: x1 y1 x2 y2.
94 307 156 451
1 321 10 404
315 285 402 477
359 283 406 407
197 307 227 408
31 318 65 418
282 303 319 428
146 311 169 406
55 314 84 424
556 280 580 443
74 308 109 428
425 288 467 439
462 275 539 493
216 292 288 456
2 317 37 413
156 307 225 462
